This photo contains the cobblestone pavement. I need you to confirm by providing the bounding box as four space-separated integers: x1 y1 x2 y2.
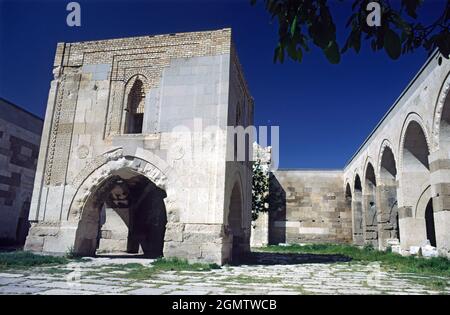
0 253 449 295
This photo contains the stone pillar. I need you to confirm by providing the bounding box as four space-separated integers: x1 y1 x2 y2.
25 221 79 254
429 150 450 257
250 212 269 247
376 184 399 250
363 193 378 248
352 191 364 245
163 223 233 265
398 207 427 250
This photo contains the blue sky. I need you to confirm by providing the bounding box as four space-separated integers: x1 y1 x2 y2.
0 0 445 168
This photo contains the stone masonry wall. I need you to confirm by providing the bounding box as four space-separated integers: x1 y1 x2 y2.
268 170 352 245
0 98 43 244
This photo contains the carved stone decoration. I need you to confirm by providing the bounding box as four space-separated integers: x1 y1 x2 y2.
77 145 90 159
68 152 176 222
432 73 450 151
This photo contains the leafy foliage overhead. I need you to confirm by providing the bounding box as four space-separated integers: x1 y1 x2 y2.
251 0 450 64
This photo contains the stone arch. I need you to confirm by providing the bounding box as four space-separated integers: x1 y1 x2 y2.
363 161 378 247
73 168 168 257
399 115 431 209
398 113 431 179
432 71 450 151
68 153 174 222
377 141 400 247
227 174 247 262
397 116 432 250
352 173 363 245
377 140 397 181
123 75 146 134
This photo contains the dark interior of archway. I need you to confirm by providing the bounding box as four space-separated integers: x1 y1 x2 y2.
380 147 399 240
365 163 376 187
345 184 352 200
364 163 378 246
425 199 436 247
352 175 363 243
354 175 362 191
403 121 430 169
380 147 397 180
229 183 243 262
75 173 167 258
125 79 144 134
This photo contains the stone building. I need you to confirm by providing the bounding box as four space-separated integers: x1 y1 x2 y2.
344 51 450 257
257 51 449 259
0 98 43 246
24 29 254 264
268 170 352 245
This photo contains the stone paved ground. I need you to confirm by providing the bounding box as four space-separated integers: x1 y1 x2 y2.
0 253 449 295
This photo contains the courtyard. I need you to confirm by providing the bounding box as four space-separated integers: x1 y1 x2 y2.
0 248 449 295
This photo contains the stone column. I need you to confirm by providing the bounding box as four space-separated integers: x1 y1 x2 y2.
376 184 399 250
163 222 232 265
250 211 269 247
398 207 427 250
363 193 378 248
429 150 450 257
352 191 364 245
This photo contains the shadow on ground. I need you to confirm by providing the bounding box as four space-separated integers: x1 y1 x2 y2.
234 251 352 266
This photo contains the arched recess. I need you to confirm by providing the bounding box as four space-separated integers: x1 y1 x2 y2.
123 75 147 134
425 199 437 247
377 142 400 248
345 182 352 212
399 117 432 248
228 179 245 262
363 161 378 247
400 118 431 212
73 169 167 257
352 174 364 245
68 154 176 258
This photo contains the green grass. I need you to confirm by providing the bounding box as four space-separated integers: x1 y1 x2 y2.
259 244 450 277
0 251 69 271
93 258 221 280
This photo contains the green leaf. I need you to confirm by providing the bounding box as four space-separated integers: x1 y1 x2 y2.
290 15 298 37
287 41 298 61
324 41 341 64
384 29 402 60
273 44 285 63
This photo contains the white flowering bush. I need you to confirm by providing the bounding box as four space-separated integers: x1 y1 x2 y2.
252 158 269 221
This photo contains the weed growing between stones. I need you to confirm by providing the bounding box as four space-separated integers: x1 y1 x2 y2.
0 251 69 271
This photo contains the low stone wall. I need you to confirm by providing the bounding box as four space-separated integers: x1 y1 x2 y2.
268 170 352 245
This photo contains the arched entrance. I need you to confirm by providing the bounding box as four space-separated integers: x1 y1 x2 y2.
352 174 364 245
378 145 399 248
228 181 244 262
73 168 167 257
364 162 378 247
399 119 431 248
425 199 436 247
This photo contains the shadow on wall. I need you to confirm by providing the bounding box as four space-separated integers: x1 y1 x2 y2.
267 173 286 245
